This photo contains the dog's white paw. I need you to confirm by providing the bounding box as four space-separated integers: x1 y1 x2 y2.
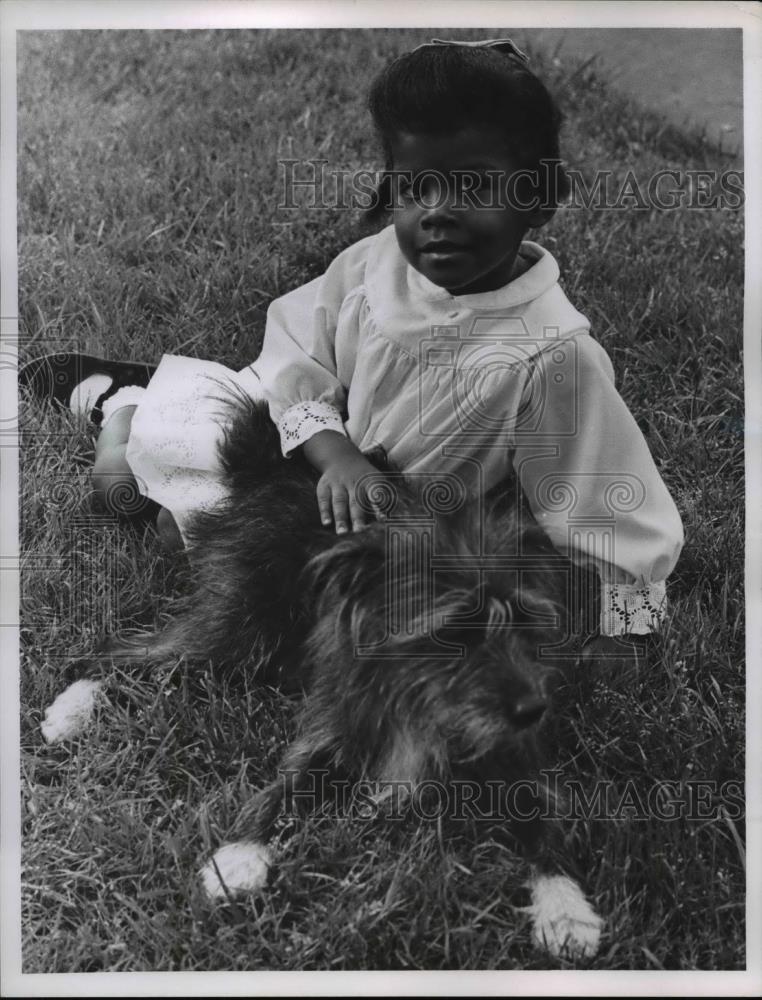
41 679 104 744
529 873 603 959
199 841 272 900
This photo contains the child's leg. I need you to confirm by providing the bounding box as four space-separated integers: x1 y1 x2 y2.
92 405 183 551
92 406 137 486
92 405 140 512
156 507 184 553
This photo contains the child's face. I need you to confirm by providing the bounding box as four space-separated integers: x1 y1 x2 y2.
389 126 547 296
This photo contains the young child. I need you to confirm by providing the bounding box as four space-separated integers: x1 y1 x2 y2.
22 37 683 661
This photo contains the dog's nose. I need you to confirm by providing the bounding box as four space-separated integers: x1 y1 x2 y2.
510 695 547 728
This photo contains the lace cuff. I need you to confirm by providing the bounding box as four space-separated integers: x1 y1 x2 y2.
279 400 347 456
601 581 668 636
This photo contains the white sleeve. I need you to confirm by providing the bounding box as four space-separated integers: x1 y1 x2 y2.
249 235 373 455
511 333 684 636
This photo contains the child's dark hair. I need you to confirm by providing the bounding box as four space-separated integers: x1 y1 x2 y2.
367 43 570 218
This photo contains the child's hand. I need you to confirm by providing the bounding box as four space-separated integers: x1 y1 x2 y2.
300 430 385 534
317 453 383 533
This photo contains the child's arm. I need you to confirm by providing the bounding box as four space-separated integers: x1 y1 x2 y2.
245 235 381 531
511 332 684 648
249 235 375 446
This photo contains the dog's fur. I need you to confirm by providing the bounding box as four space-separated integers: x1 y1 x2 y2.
42 396 603 959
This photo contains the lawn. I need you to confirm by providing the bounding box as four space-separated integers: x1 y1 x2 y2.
17 28 744 971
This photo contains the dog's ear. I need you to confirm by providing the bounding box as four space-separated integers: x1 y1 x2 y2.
477 502 568 630
303 529 391 655
306 527 387 609
509 582 563 630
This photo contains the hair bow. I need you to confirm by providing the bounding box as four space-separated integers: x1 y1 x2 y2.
411 37 529 64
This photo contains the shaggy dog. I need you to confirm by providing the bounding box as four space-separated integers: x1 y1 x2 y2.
41 397 603 960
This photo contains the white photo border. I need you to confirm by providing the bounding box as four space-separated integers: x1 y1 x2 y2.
1 1 759 996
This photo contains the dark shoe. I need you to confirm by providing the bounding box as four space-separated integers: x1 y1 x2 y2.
19 352 157 425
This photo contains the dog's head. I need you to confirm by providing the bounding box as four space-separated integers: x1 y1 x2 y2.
303 495 568 779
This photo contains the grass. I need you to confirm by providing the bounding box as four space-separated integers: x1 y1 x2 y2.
17 29 744 971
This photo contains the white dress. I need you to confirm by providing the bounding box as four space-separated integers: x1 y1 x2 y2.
126 225 684 636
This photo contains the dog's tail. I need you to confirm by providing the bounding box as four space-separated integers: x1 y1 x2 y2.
213 389 316 495
56 623 199 685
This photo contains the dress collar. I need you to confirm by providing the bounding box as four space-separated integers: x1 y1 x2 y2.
406 240 560 310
